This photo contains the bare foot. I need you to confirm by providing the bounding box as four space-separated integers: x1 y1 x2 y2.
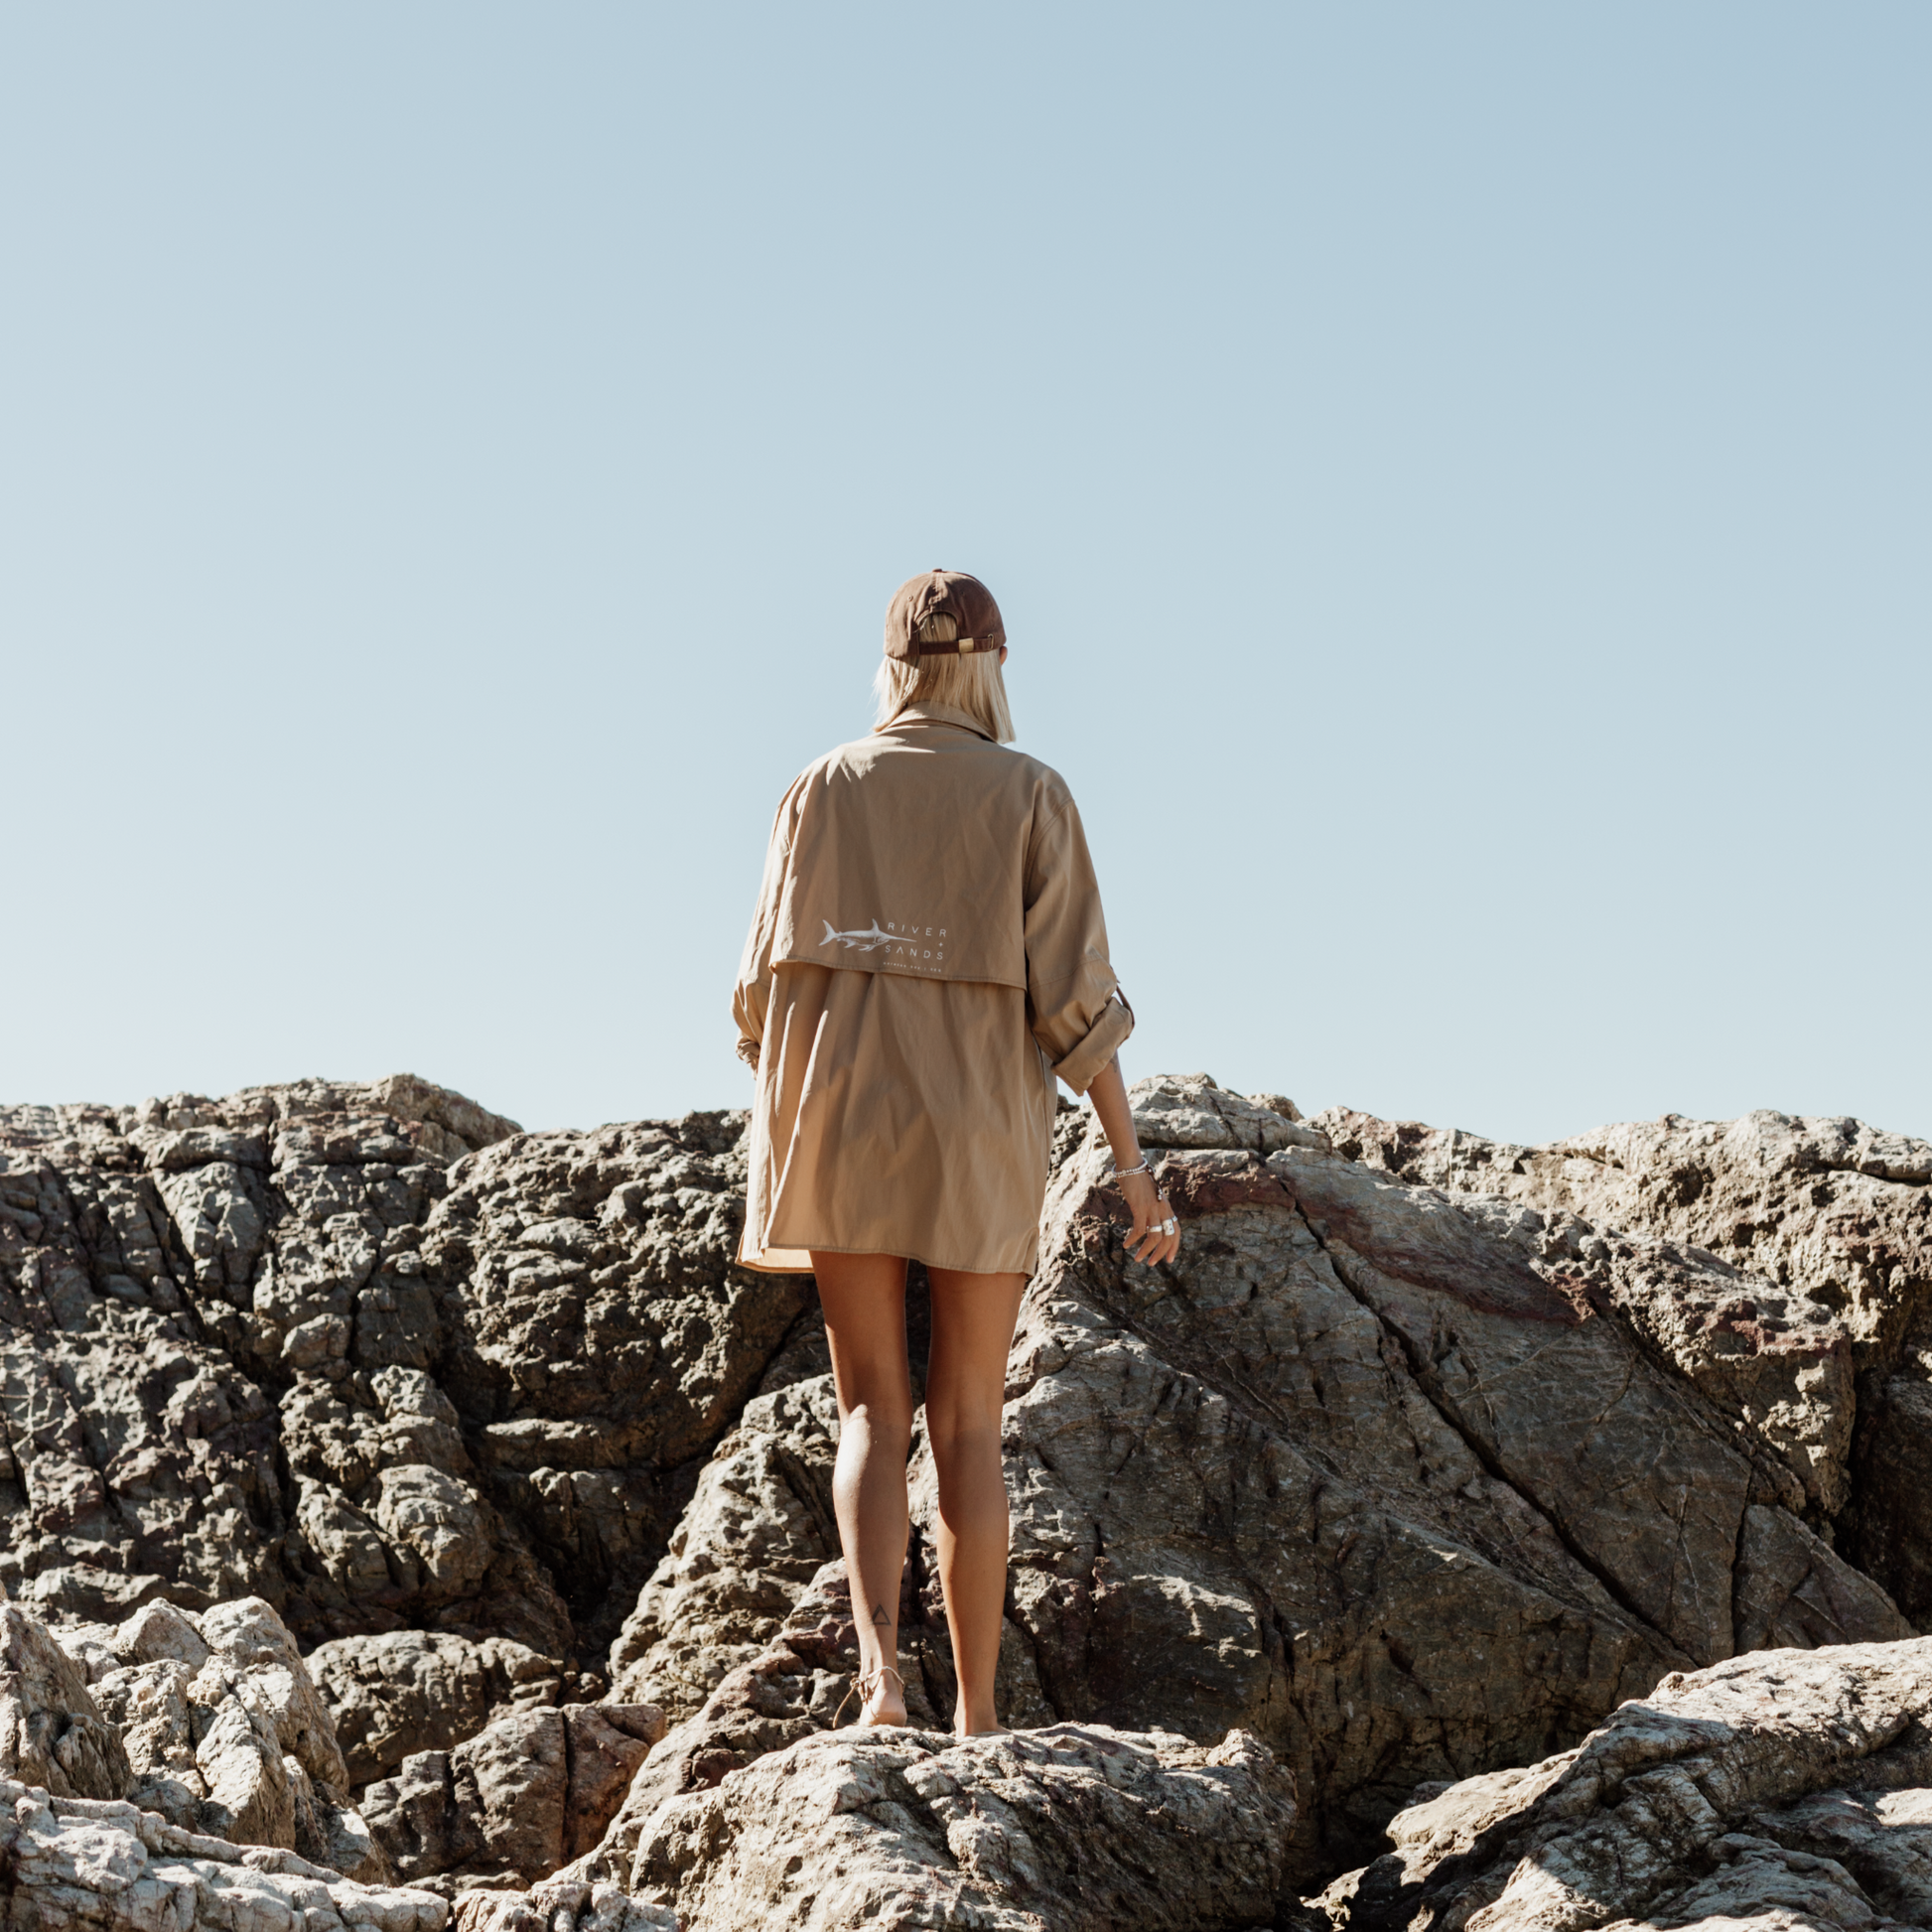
863 1689 907 1726
846 1664 906 1727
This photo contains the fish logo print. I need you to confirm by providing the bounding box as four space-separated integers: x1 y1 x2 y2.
820 920 897 952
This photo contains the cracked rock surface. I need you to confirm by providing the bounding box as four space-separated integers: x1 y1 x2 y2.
50 1593 384 1880
306 1630 564 1788
0 1775 449 1932
1316 1104 1932 1627
1310 1635 1932 1932
1 1599 132 1802
359 1700 666 1895
6 1069 1930 1925
958 1078 1901 1879
0 1077 807 1674
580 1076 1911 1888
606 1374 842 1723
626 1719 1294 1932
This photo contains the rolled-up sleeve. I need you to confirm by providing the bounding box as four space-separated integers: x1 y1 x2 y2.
1023 797 1136 1095
732 784 801 1072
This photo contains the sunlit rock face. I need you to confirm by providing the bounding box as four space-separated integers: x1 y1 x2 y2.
0 1076 809 1671
1316 1100 1932 1623
3 1069 1926 1924
1310 1636 1932 1932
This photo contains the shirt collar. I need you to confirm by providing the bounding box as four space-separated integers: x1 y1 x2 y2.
874 701 995 742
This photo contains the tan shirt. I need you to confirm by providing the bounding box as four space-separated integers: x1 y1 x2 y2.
733 703 1134 1275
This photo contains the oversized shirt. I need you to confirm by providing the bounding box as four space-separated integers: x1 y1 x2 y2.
732 701 1134 1276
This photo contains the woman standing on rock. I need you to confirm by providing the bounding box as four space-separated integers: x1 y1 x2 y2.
732 567 1178 1736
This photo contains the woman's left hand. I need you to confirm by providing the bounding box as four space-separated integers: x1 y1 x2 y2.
1118 1167 1180 1268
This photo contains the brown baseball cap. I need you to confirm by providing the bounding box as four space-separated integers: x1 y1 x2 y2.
883 568 1007 663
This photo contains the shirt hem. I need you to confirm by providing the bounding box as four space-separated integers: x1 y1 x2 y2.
740 1234 1038 1279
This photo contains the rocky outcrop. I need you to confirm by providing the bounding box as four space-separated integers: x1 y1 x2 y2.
0 1585 677 1926
572 1081 1916 1893
427 1117 810 1665
48 1592 384 1880
628 1721 1294 1932
359 1701 665 1895
1010 1081 1904 1877
1317 1104 1932 1624
0 1776 448 1931
307 1630 563 1788
9 1068 1931 1923
579 1076 1910 1886
577 1560 962 1890
607 1375 841 1721
1 1600 131 1801
0 1079 809 1676
1311 1635 1932 1932
450 1882 676 1932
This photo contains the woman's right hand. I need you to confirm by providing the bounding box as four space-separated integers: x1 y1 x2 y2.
1118 1167 1180 1268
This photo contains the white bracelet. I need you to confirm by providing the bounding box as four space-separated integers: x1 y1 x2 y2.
1113 1158 1152 1178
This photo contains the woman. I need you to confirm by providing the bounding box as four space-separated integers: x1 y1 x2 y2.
732 567 1177 1737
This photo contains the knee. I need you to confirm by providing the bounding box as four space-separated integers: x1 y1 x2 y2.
841 1397 913 1457
923 1374 1001 1444
925 1402 1002 1475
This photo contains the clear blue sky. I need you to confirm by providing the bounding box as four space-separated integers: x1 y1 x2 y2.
4 5 1926 1146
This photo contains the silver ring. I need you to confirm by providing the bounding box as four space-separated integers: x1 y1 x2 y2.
1162 1218 1176 1236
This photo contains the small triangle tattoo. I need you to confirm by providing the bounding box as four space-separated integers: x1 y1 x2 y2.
871 1602 890 1626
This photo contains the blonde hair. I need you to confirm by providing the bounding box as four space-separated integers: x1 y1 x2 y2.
872 620 1016 743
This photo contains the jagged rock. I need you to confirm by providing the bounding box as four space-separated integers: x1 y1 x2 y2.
575 1563 963 1890
47 1591 385 1880
585 1545 1065 1898
0 1776 447 1930
0 1126 286 1622
1 1081 811 1674
194 1597 349 1790
982 1079 1903 1878
0 1079 510 1636
308 1630 563 1787
1311 1635 1932 1932
1318 1103 1932 1623
430 1118 811 1661
450 1880 676 1931
607 1375 841 1720
0 1601 131 1801
11 1068 1930 1922
360 1702 666 1895
625 1720 1295 1932
576 1076 1910 1888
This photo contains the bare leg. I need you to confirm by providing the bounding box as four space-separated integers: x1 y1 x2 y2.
811 1251 911 1725
924 1267 1028 1735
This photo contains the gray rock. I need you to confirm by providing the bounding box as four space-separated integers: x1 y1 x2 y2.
576 1076 1910 1889
54 1590 385 1879
361 1702 666 1895
1311 1635 1932 1932
1 1081 811 1678
307 1629 563 1787
979 1090 1899 1877
1316 1101 1932 1621
572 1561 961 1890
0 1599 131 1800
607 1374 841 1722
12 1068 1931 1925
628 1720 1295 1932
449 1880 677 1931
0 1774 447 1931
433 1117 811 1661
